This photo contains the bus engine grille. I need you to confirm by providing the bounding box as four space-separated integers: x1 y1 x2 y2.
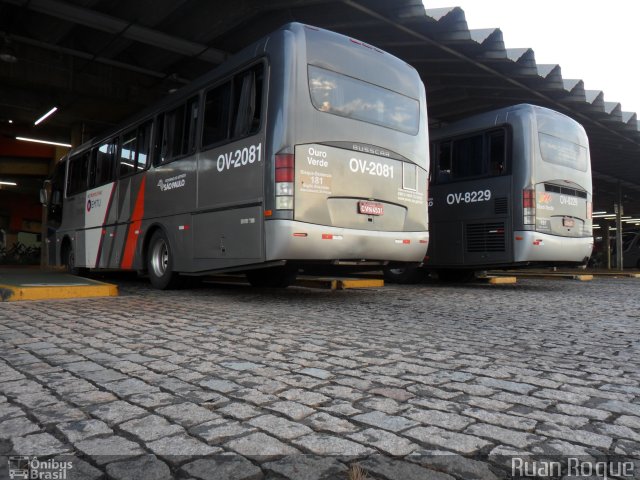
466 223 506 252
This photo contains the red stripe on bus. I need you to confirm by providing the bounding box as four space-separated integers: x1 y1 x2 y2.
121 177 146 269
94 184 116 268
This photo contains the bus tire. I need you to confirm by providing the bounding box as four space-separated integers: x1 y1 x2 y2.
62 243 87 276
437 269 475 283
383 264 423 284
147 230 181 290
246 266 297 288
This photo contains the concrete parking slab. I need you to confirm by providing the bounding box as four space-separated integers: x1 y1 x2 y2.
0 275 639 479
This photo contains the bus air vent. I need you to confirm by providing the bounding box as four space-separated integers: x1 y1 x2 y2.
494 197 508 215
544 184 587 198
466 222 506 253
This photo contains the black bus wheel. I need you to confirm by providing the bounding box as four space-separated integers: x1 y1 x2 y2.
246 266 297 288
147 230 181 290
63 243 87 276
383 264 424 284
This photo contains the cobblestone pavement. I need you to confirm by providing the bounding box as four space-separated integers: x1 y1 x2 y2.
1 275 639 479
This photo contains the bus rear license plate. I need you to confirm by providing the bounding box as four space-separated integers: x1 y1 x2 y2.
563 217 575 227
358 201 384 216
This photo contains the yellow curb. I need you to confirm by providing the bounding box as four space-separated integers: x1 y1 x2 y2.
0 283 118 301
485 276 517 285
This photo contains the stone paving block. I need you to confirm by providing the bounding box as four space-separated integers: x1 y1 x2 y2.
180 456 263 480
0 403 25 422
87 400 147 426
348 428 419 456
615 415 640 429
594 399 640 417
352 410 418 433
75 435 145 465
11 432 71 455
358 455 456 480
292 433 372 456
319 400 362 417
476 377 537 394
404 426 493 455
106 455 172 480
248 414 313 440
199 378 242 393
156 401 221 427
56 418 113 443
0 416 41 438
316 385 364 401
119 414 185 442
593 423 640 443
67 390 118 407
225 431 299 459
190 419 255 444
263 454 347 480
464 423 544 449
532 388 590 405
0 379 43 396
216 402 262 420
304 412 359 434
146 433 221 461
79 368 129 384
267 401 315 420
103 377 160 397
279 388 330 406
31 401 87 425
129 391 177 408
359 396 407 415
407 408 474 431
508 406 588 428
298 367 332 379
534 423 612 450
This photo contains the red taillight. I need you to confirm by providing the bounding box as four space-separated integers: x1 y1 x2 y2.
523 189 535 208
523 188 535 226
275 153 294 210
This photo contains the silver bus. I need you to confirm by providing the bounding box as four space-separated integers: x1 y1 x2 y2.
41 23 429 289
386 104 593 282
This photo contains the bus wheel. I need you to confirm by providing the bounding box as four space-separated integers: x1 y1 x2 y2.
147 230 181 290
62 244 87 276
437 269 475 283
383 264 423 284
246 266 297 288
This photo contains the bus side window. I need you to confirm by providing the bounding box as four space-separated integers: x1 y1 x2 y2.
156 96 199 164
203 81 231 147
488 130 506 176
452 134 484 179
67 153 89 196
137 121 152 170
91 139 118 188
436 141 452 183
120 129 137 177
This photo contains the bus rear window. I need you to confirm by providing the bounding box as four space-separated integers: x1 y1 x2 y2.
308 65 419 135
539 132 588 172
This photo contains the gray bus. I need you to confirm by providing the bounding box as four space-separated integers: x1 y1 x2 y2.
41 23 429 289
386 104 593 282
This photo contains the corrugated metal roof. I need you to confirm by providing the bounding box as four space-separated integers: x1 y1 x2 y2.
0 0 638 213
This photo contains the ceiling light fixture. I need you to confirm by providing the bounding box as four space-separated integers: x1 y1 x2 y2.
16 136 71 148
0 35 17 63
0 181 17 186
34 106 58 125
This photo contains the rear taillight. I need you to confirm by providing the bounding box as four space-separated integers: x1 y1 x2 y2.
275 153 294 210
523 188 535 225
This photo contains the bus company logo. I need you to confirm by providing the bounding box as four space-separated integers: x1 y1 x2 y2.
7 456 73 479
352 144 391 158
86 198 102 212
157 174 186 192
538 192 552 204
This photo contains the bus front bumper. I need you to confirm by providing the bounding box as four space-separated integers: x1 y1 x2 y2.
265 220 429 263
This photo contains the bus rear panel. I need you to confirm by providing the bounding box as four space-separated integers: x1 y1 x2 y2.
427 104 592 273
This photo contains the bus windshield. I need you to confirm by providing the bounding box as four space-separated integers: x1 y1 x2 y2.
308 65 419 135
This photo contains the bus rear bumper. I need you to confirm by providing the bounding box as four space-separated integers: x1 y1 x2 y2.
513 231 593 264
265 220 429 263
